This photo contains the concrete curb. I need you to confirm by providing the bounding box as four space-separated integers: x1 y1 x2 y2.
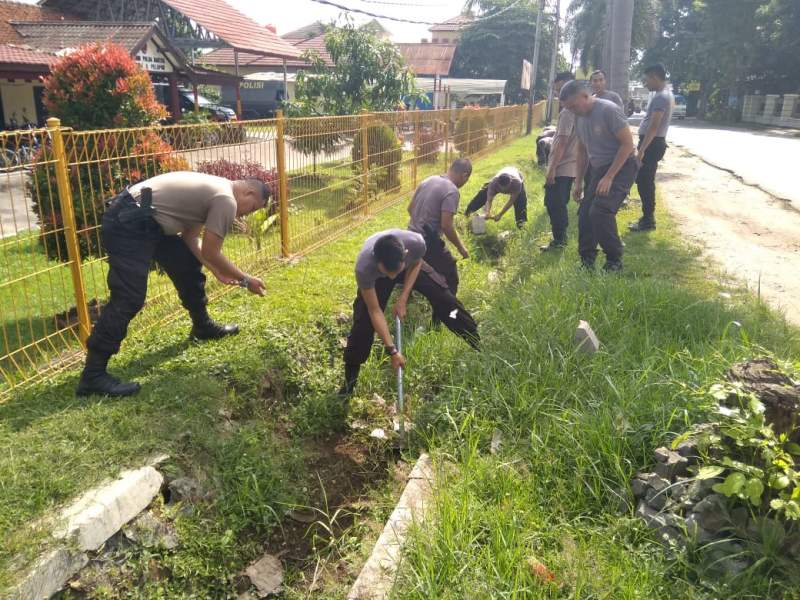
4 465 164 599
347 454 434 600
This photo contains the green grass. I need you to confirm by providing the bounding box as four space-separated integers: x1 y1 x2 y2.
0 146 447 389
0 136 516 596
391 149 800 598
2 134 797 598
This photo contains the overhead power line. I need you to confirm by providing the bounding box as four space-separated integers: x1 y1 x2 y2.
358 0 448 7
308 0 525 27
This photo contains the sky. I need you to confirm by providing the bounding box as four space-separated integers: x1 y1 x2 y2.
233 0 470 43
16 0 574 57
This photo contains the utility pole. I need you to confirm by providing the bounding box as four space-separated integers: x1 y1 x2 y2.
526 0 545 134
545 0 561 125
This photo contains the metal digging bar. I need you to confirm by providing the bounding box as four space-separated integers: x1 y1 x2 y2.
395 315 405 437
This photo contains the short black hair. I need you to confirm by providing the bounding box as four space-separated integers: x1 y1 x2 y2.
496 173 511 187
644 63 667 80
450 158 472 175
373 234 405 272
590 69 607 79
555 71 574 83
559 79 589 102
242 178 271 207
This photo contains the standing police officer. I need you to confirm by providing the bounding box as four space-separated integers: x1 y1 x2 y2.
76 171 269 398
630 64 673 232
560 80 638 272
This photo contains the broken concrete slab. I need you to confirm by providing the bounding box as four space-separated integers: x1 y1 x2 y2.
574 320 600 354
244 553 284 598
347 454 433 600
55 466 164 552
5 548 89 600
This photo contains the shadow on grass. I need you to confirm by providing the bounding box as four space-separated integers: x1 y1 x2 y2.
0 336 192 431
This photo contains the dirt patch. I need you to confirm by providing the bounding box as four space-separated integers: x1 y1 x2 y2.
264 431 401 594
659 147 800 326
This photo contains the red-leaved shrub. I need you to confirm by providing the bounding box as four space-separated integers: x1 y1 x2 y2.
32 43 185 261
44 42 167 129
196 159 280 214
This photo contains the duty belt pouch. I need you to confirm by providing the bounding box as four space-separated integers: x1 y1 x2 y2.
422 223 445 251
117 186 157 224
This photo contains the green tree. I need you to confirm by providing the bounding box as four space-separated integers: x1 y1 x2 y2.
291 20 420 116
453 0 562 104
640 0 799 119
566 0 661 72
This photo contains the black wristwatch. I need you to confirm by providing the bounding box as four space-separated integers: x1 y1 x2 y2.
238 276 249 289
386 345 398 356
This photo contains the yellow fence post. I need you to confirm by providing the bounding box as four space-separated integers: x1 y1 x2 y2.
47 117 91 347
443 109 450 170
360 112 370 214
466 113 472 157
275 110 290 257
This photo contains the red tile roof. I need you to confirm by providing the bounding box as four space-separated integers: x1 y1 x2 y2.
397 43 456 77
429 14 473 32
202 34 332 69
159 0 301 59
11 21 154 54
0 0 72 45
0 43 58 67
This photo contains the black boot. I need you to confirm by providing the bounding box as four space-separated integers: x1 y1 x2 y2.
76 350 141 397
338 363 360 397
602 260 623 273
628 218 656 232
190 310 239 341
540 239 567 252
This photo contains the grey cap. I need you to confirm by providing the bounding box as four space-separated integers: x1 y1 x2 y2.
559 79 590 102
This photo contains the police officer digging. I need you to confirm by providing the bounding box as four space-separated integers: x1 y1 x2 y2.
339 229 479 396
560 80 638 272
76 171 269 398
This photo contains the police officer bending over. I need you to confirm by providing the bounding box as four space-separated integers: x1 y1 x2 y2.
339 229 479 396
77 171 269 398
464 166 528 229
407 158 472 295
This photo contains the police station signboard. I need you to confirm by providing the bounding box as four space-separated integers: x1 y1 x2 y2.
135 39 174 73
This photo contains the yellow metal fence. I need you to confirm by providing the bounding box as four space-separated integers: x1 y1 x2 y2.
0 103 539 393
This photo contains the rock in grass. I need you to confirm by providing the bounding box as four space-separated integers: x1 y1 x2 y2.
693 494 729 532
635 501 667 529
244 553 284 597
490 429 503 455
631 477 649 498
653 450 689 480
574 320 600 354
645 486 669 511
123 511 179 550
167 477 209 504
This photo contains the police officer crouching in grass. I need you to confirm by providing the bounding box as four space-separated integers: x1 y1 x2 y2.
339 229 479 397
560 80 638 272
76 171 269 398
464 166 528 229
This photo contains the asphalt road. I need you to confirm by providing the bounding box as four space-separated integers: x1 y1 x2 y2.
664 119 800 206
